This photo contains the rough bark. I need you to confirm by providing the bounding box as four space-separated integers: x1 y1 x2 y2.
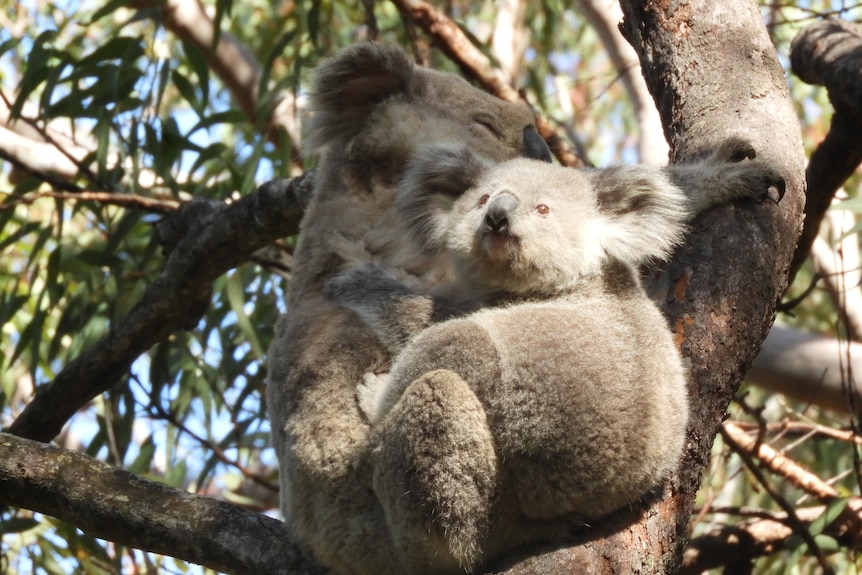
0 433 324 575
488 1 804 572
7 175 312 442
788 18 862 279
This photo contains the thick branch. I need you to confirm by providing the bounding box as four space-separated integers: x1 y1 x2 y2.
7 174 313 442
749 324 862 414
0 433 323 575
789 19 862 279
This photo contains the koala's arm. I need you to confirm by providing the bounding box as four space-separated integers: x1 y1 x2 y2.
668 137 785 215
324 263 476 355
589 137 785 266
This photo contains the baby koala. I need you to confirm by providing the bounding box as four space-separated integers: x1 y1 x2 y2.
325 139 783 573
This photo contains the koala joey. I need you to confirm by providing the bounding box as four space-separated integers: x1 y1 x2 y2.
325 138 784 572
265 42 552 575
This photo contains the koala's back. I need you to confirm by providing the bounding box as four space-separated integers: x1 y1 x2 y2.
384 281 688 524
478 295 686 519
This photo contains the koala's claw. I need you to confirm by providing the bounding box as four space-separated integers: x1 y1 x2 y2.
767 178 786 204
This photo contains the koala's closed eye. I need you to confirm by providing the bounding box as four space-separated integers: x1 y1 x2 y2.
472 114 503 138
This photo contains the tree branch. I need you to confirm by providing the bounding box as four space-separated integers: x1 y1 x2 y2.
575 0 669 165
749 324 862 414
388 0 584 168
152 0 301 153
7 174 314 442
682 500 862 574
0 432 323 575
789 18 862 279
0 190 181 214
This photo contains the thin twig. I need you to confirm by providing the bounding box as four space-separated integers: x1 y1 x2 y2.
721 421 835 574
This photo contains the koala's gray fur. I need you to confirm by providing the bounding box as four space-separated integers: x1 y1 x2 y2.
266 42 552 575
324 139 784 571
267 38 785 575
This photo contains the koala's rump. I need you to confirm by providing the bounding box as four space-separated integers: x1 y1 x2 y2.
389 297 688 522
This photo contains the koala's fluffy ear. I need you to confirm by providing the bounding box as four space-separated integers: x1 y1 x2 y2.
591 166 690 265
396 146 487 254
305 43 413 151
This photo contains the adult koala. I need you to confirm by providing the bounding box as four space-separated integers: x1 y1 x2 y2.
266 42 551 575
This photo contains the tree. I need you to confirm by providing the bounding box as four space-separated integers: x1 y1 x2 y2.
1 1 861 574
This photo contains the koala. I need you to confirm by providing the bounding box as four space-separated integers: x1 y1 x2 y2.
266 36 784 575
324 139 784 572
265 42 552 575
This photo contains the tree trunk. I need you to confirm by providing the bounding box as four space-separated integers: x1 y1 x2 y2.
492 1 805 572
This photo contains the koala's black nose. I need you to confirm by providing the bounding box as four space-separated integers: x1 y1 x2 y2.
485 193 519 233
522 126 552 163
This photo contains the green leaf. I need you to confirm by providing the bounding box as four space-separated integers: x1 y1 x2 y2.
813 533 840 553
831 197 862 214
89 0 132 23
11 30 58 118
0 221 41 252
78 36 144 67
154 58 171 112
189 110 246 134
188 142 230 176
182 40 210 106
164 457 188 488
809 497 848 536
171 69 200 113
225 271 263 359
128 436 156 475
307 1 321 47
0 36 22 60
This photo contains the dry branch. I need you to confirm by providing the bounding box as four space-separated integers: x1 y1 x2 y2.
388 0 584 168
789 18 862 279
0 432 322 575
681 421 862 572
576 0 668 165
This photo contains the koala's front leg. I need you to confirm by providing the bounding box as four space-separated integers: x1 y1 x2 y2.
669 138 786 214
324 262 437 355
325 262 476 355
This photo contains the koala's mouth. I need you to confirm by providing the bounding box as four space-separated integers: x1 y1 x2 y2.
481 231 518 261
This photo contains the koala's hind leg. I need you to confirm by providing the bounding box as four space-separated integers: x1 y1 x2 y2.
373 369 497 572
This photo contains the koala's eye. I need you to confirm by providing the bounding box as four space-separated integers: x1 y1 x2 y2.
473 115 502 138
535 204 550 215
478 194 490 206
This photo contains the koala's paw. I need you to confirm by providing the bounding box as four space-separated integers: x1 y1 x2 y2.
357 372 391 424
711 138 786 204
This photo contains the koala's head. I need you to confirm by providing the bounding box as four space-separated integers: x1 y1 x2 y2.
304 43 551 175
397 147 690 296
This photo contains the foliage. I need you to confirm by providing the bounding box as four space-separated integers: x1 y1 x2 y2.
1 0 862 574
